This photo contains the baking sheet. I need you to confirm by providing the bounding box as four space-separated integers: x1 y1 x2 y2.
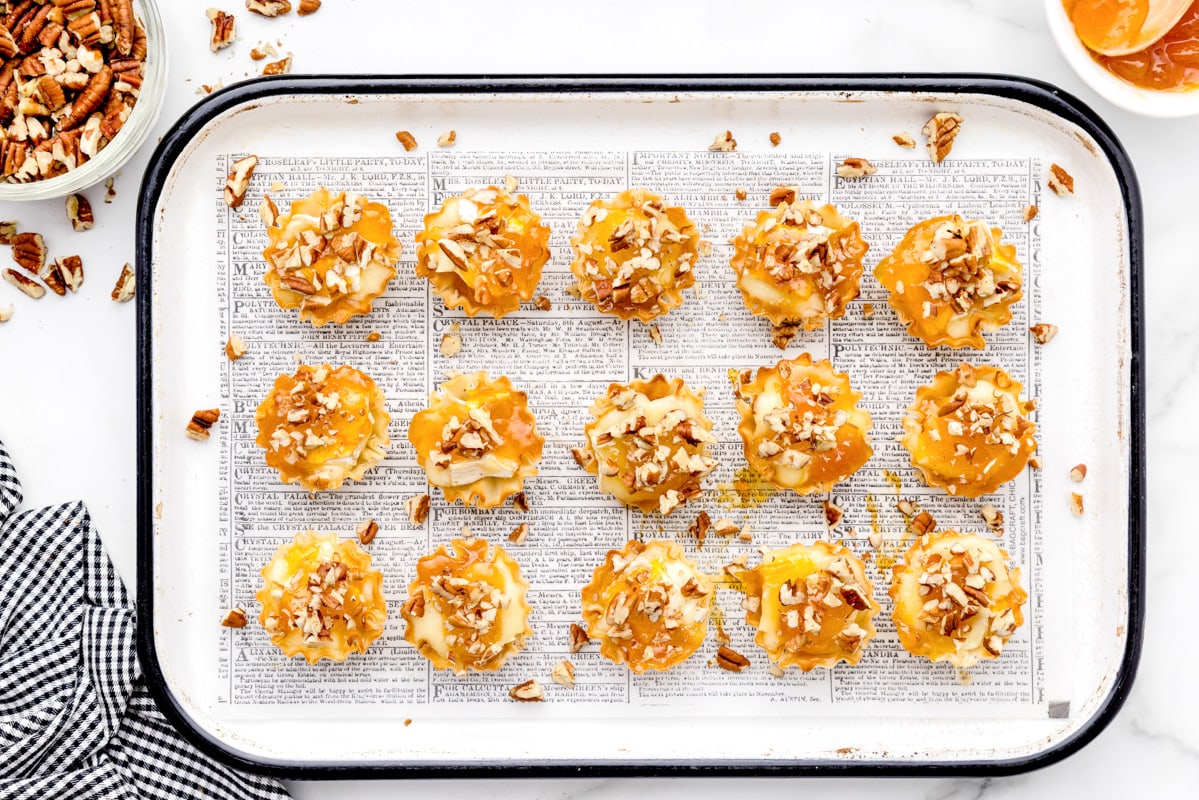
136 76 1143 776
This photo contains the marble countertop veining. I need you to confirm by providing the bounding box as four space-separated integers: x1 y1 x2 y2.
1 0 1195 796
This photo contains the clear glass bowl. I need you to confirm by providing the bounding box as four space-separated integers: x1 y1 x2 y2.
0 0 167 201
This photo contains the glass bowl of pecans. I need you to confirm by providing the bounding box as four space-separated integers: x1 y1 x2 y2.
0 0 166 200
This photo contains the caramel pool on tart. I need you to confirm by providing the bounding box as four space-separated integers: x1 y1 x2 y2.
581 539 714 673
729 195 868 348
734 541 879 671
415 186 552 318
408 371 544 508
900 363 1037 498
256 530 387 664
581 375 718 515
873 215 1023 349
733 354 873 495
890 530 1027 668
254 363 390 493
569 188 701 323
401 538 532 674
262 187 401 327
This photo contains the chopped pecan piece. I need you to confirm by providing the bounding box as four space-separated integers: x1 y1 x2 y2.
38 260 67 296
570 446 596 471
57 256 84 292
439 330 461 357
711 518 739 537
892 131 916 148
4 269 44 299
0 223 17 245
836 157 877 179
110 263 135 302
206 8 236 51
550 659 575 688
258 194 279 227
769 131 781 146
0 304 11 322
1070 492 1084 517
1023 204 1038 222
509 679 544 702
356 518 379 545
715 645 750 672
297 0 320 14
910 511 936 536
246 0 291 16
511 491 530 512
1030 323 1058 344
261 55 291 76
840 584 871 611
734 187 747 201
507 522 529 544
221 607 248 627
647 323 662 344
823 500 844 528
186 408 220 440
66 194 95 231
225 334 247 360
688 510 711 548
223 155 258 208
402 593 425 618
533 295 551 311
568 622 590 653
1070 463 1087 483
770 320 800 349
57 66 112 132
365 331 381 342
10 232 46 274
922 111 963 163
980 503 1004 534
394 130 417 151
405 493 430 525
708 130 736 151
768 185 797 207
1048 164 1074 196
437 129 456 147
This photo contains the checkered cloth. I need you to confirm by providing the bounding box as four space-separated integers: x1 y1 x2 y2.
0 440 289 800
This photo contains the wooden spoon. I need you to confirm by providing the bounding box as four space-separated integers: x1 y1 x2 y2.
1068 0 1193 56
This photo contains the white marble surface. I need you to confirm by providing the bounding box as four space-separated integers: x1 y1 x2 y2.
0 0 1194 795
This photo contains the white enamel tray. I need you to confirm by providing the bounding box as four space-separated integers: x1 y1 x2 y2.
136 76 1143 777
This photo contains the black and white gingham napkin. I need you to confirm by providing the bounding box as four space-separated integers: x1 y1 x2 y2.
0 440 289 800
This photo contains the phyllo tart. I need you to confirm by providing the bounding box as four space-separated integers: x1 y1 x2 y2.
580 375 718 515
256 530 387 664
262 187 401 327
729 194 868 348
254 363 390 492
414 186 552 318
408 371 544 508
734 541 879 671
733 354 873 495
569 189 701 323
890 530 1027 668
873 215 1023 349
900 363 1037 498
581 539 714 673
400 538 532 674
